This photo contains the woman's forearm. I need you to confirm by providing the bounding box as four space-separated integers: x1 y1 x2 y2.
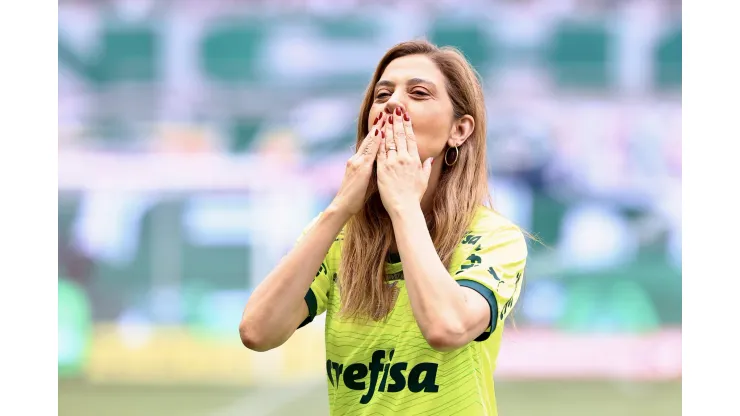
389 205 486 351
239 206 348 351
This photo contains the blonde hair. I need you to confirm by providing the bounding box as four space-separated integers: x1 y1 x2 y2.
339 40 492 322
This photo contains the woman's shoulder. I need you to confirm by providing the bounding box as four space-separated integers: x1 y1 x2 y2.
467 205 526 241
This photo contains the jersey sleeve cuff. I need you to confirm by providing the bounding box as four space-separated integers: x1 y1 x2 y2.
297 287 319 329
456 279 498 342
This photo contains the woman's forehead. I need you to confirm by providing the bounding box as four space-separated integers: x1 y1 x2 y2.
379 55 446 86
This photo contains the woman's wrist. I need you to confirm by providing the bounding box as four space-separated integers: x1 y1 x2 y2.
324 201 353 226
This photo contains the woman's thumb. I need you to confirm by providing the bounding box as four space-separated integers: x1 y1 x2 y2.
422 157 434 179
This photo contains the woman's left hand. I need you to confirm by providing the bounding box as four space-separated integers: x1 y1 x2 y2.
376 107 434 217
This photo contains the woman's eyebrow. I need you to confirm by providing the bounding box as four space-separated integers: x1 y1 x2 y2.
374 78 437 91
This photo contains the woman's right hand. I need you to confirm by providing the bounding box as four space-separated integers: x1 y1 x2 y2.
330 112 387 217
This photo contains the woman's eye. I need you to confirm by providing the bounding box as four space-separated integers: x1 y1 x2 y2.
412 90 429 97
376 92 391 99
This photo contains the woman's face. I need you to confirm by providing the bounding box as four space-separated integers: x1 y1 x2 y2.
367 55 456 161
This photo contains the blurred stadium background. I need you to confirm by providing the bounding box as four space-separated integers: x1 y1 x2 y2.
58 0 681 414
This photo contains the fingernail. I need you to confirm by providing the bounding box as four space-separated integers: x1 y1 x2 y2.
374 128 378 136
395 107 402 116
389 117 393 125
381 131 386 139
381 120 386 128
403 112 410 122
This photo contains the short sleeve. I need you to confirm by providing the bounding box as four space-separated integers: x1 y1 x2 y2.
295 213 335 329
453 225 527 341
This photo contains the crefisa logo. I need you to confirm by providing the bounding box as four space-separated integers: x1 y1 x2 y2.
326 349 440 404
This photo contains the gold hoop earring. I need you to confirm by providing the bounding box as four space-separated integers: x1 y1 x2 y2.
444 146 459 167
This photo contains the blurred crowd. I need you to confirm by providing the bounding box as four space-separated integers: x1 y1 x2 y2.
58 0 681 330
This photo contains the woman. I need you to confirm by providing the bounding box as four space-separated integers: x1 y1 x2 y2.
240 40 527 416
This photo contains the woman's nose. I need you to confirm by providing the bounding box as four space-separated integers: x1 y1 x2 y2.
384 99 406 115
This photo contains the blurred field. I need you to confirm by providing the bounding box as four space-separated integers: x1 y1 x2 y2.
59 379 681 416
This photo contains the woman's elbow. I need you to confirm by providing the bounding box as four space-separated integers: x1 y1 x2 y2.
239 320 275 352
422 322 467 352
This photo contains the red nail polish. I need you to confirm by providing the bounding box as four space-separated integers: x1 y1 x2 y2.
374 128 378 136
395 107 402 116
381 121 386 128
403 112 410 122
381 131 386 139
389 117 393 125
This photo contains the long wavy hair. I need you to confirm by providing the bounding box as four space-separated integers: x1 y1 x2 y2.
339 40 491 322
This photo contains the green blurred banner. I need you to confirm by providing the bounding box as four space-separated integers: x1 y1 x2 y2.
58 278 92 377
59 16 681 90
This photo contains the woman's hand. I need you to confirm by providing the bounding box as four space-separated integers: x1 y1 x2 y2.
376 107 434 217
330 112 388 218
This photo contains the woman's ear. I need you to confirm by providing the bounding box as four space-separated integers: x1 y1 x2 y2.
447 115 475 147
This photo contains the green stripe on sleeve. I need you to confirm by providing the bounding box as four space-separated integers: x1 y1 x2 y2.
456 279 498 341
297 288 318 329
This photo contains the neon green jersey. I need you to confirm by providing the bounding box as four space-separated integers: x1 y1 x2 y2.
298 206 527 416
